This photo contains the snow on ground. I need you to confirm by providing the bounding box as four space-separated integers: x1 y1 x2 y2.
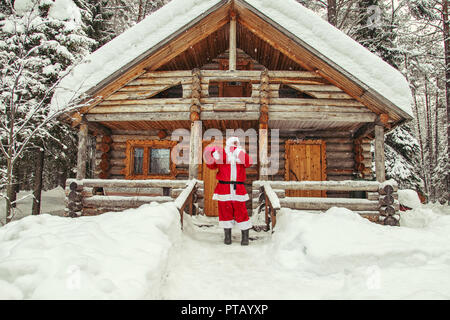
0 187 66 223
0 202 181 299
162 205 450 300
398 189 422 209
0 188 449 299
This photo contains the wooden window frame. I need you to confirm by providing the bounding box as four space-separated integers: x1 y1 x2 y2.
125 140 177 180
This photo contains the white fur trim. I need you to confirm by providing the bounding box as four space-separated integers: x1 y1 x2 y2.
226 136 240 147
219 220 235 229
237 220 252 230
212 193 249 202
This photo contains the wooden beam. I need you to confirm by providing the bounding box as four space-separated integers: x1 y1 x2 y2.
76 121 89 180
253 180 382 191
269 111 377 122
85 112 190 122
189 121 202 179
374 124 386 182
200 111 260 121
229 11 237 71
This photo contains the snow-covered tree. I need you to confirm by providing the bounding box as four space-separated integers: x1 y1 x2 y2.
385 123 423 191
76 0 116 50
0 0 96 223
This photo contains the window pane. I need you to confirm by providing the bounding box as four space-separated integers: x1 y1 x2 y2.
149 148 170 175
133 148 144 175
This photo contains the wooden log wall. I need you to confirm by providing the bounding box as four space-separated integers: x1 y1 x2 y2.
94 129 190 181
65 179 203 217
268 130 373 198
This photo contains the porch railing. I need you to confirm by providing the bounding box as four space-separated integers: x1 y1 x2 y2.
254 179 400 230
65 179 203 224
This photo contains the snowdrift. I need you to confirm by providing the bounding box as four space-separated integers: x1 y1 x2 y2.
272 207 450 276
0 202 181 299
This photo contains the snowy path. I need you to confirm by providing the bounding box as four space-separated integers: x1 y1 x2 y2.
161 210 450 300
161 215 351 300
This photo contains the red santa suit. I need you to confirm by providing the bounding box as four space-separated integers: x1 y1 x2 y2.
205 137 253 230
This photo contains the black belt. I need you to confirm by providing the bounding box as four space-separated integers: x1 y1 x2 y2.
219 180 244 190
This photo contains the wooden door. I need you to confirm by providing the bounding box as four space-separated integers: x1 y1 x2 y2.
285 140 327 197
201 140 224 217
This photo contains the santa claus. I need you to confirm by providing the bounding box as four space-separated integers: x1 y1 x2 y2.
204 136 253 245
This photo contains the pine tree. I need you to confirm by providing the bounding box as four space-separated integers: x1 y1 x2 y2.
385 123 423 191
352 0 402 69
76 0 116 50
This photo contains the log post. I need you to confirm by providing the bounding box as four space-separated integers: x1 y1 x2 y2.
67 181 83 217
259 69 270 180
229 11 237 71
259 128 268 180
190 68 201 122
76 121 88 180
189 68 202 179
189 120 202 179
374 124 386 182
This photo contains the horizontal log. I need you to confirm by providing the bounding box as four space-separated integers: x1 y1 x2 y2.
269 111 376 122
270 98 364 107
86 112 190 122
201 70 262 78
68 178 203 189
200 111 260 121
278 131 352 138
367 192 379 201
99 98 191 106
267 71 321 78
280 197 380 211
288 84 343 92
83 195 174 208
200 97 259 104
253 180 383 192
269 105 369 113
88 104 190 114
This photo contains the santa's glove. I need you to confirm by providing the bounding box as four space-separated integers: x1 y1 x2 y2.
204 146 216 165
236 148 245 164
237 148 253 166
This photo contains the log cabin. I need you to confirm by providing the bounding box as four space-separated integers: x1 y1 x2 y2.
53 0 414 228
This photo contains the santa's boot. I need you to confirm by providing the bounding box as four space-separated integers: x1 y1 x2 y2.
241 229 249 246
224 228 232 245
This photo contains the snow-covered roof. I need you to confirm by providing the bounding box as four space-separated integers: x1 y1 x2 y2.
51 0 414 119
